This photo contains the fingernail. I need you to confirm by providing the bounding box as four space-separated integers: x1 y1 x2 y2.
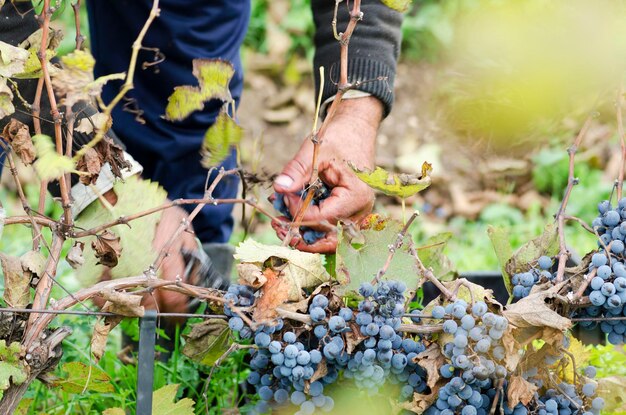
275 175 294 189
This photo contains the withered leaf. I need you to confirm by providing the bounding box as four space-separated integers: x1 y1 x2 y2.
253 268 290 322
93 136 131 179
399 381 444 414
91 315 122 363
236 263 267 289
414 343 446 389
182 319 231 365
76 147 104 185
100 289 144 317
66 241 85 269
507 375 538 408
2 119 35 165
345 322 366 354
503 282 571 331
501 328 523 372
91 230 122 268
0 253 30 308
309 359 328 384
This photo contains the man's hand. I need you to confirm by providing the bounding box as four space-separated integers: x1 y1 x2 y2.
272 96 383 253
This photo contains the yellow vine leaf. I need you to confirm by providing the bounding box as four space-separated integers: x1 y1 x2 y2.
193 58 234 101
32 134 75 180
61 49 95 72
380 0 413 12
164 86 205 122
152 384 195 415
201 109 243 167
164 58 234 122
350 161 432 198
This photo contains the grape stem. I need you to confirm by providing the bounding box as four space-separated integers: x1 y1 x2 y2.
617 84 625 200
409 244 456 301
572 268 596 302
555 116 593 283
373 211 419 284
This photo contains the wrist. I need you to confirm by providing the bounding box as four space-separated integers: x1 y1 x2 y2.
333 95 384 129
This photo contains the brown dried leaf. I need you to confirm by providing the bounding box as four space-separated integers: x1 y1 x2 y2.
399 381 444 414
414 343 446 389
309 359 328 384
0 254 30 307
100 289 144 317
76 147 103 185
503 282 571 331
2 119 35 165
501 328 523 372
253 268 290 322
66 242 85 269
345 322 366 354
507 375 538 408
20 250 45 277
93 136 132 179
236 263 267 289
91 231 122 268
91 316 122 363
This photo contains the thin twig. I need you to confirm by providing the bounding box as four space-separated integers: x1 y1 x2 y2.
72 0 84 50
555 116 593 283
617 84 625 200
409 243 455 300
373 211 419 284
73 0 161 160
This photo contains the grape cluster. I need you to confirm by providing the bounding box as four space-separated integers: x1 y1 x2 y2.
224 280 430 414
272 184 330 244
344 281 428 398
575 198 626 344
424 299 511 415
511 255 555 300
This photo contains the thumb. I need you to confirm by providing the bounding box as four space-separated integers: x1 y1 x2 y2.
274 157 310 194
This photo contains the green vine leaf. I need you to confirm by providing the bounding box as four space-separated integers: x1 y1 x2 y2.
32 134 75 180
350 162 432 198
380 0 413 12
164 58 234 122
335 215 419 295
52 361 114 394
506 222 559 277
182 319 231 366
0 341 27 400
417 232 457 282
201 109 243 167
152 384 195 415
488 225 514 296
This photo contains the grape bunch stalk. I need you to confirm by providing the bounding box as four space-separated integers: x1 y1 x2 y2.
272 184 331 244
